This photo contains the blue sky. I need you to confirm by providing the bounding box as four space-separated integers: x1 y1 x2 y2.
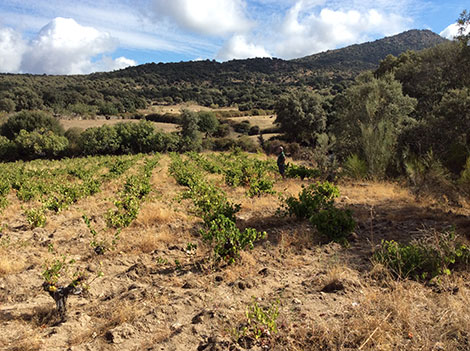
0 0 467 74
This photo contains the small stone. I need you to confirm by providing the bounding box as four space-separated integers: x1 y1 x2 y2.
293 298 302 304
182 282 193 289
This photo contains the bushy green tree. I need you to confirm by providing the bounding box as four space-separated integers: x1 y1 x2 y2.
197 111 219 137
114 121 157 154
78 125 121 155
274 91 326 145
334 72 416 178
15 130 69 158
0 98 16 113
179 109 201 151
1 111 64 140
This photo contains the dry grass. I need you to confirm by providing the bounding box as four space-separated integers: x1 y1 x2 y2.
134 202 177 227
0 250 26 276
60 119 179 132
120 228 175 253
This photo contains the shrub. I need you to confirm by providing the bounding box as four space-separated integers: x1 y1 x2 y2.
248 126 260 135
201 215 266 264
236 136 259 153
79 125 121 155
281 181 339 219
25 208 47 228
213 123 231 138
15 130 69 159
234 120 251 134
243 298 280 341
405 150 453 197
145 112 182 124
342 154 368 179
1 110 64 139
285 164 321 180
64 127 83 156
0 135 16 160
373 230 470 281
310 207 355 244
458 157 470 194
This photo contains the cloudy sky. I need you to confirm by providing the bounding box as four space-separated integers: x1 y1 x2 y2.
0 0 467 75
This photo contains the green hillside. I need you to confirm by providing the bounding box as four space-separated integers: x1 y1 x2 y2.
0 29 447 113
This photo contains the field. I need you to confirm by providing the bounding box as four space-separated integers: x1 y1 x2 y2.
60 119 180 133
1 152 470 351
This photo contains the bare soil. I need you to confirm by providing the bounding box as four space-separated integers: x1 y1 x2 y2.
1 156 470 351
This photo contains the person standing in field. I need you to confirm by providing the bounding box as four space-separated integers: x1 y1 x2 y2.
277 146 286 178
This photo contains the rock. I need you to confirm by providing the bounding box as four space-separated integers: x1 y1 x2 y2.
321 280 345 293
182 282 193 289
293 298 302 305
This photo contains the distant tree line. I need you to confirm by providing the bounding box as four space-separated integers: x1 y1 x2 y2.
0 110 263 161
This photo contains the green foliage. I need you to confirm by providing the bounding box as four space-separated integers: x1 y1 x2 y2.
374 230 470 281
106 155 159 228
244 298 280 340
458 157 470 194
0 135 16 160
342 154 368 179
179 109 201 151
274 91 327 145
169 153 267 264
25 208 47 228
281 181 339 219
1 110 64 140
15 129 69 159
0 98 16 113
334 72 416 177
197 111 219 137
201 215 266 264
404 150 452 197
42 255 77 287
79 125 121 155
285 164 321 180
310 207 355 244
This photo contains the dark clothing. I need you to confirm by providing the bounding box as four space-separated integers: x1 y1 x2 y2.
277 151 286 176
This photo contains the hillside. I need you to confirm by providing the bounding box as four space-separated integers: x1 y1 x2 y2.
0 29 448 112
295 29 447 73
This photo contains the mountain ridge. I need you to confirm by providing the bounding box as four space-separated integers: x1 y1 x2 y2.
0 29 449 111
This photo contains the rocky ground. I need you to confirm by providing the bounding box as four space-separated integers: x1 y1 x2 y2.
1 156 470 351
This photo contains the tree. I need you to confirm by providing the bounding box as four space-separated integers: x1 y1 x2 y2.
15 130 69 159
179 109 201 151
0 98 16 113
334 72 416 178
197 111 219 138
0 111 64 140
274 91 326 145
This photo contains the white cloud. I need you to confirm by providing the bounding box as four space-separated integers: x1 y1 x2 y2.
93 56 137 72
0 27 27 73
151 0 253 36
273 2 412 58
0 17 136 74
217 34 271 60
440 23 470 40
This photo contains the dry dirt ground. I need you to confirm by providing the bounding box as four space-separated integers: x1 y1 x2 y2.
1 155 470 351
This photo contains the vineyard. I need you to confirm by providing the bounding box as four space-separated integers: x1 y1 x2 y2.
1 151 470 350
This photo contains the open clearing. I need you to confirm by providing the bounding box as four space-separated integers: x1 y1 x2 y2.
1 153 470 351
